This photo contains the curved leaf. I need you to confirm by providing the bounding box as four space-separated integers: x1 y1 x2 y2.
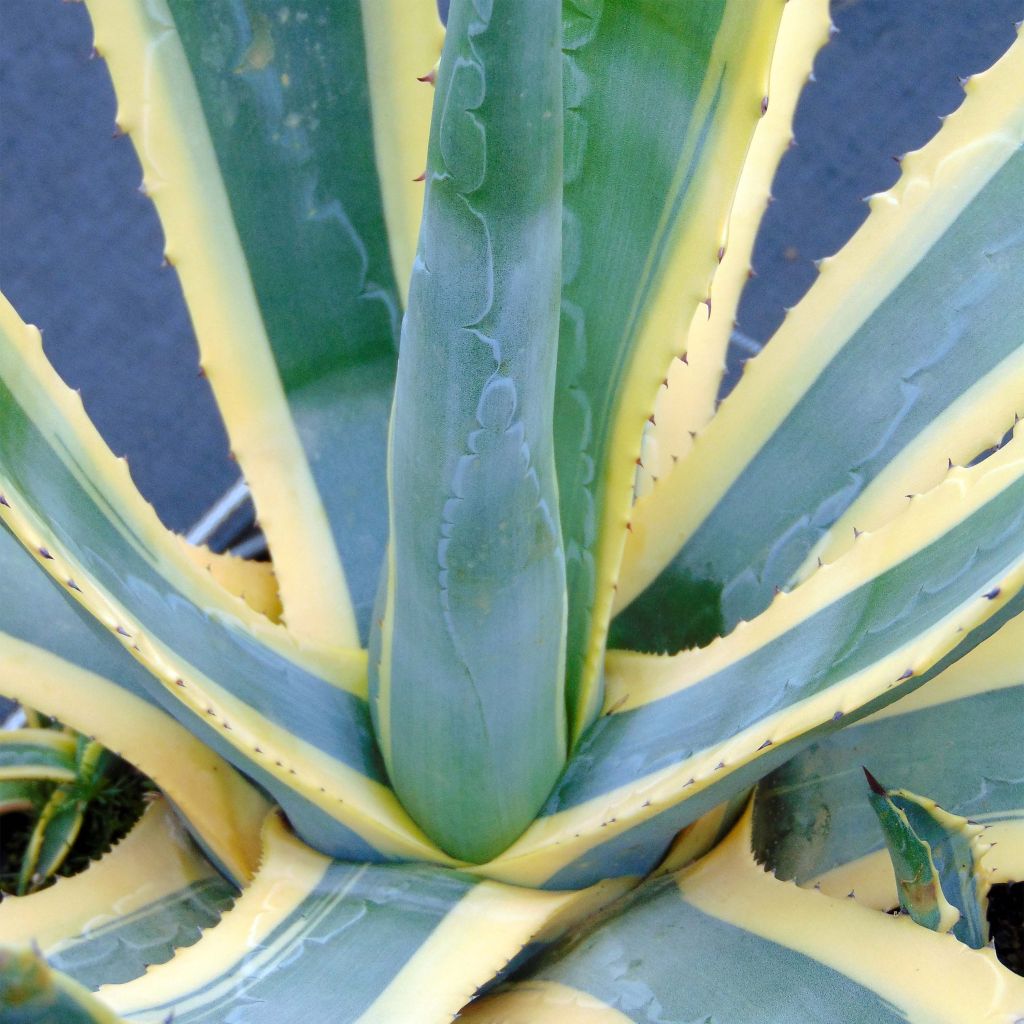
0 520 268 883
465 808 1024 1023
554 0 789 731
0 797 235 989
16 739 113 895
482 430 1024 887
752 603 1024 910
91 811 625 1024
619 26 1024 631
0 626 267 886
0 291 341 682
85 0 404 643
0 731 76 785
619 0 831 615
0 294 443 865
863 771 989 947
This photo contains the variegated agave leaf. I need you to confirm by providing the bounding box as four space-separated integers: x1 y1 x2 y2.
462 612 1024 1021
1 1 1023 1021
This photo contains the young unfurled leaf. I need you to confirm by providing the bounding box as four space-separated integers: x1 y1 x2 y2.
370 0 567 863
864 769 989 948
16 739 114 896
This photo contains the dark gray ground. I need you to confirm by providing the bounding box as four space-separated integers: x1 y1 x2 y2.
1 0 1023 533
0 0 234 533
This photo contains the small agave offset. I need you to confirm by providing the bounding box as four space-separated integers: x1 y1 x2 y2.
1 0 1024 1020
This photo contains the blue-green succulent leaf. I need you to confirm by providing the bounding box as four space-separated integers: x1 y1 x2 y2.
370 0 568 863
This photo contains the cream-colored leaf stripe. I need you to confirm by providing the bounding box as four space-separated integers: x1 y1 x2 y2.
792 350 1024 582
576 0 789 732
609 429 1024 712
655 792 748 876
0 478 448 863
177 539 281 623
0 635 268 884
355 878 630 1024
632 0 832 505
0 797 223 952
94 811 625 1024
360 0 445 304
679 809 1024 1021
0 294 344 687
460 982 634 1024
619 25 1024 608
96 812 328 1020
477 429 1024 886
865 593 1024 724
85 0 358 649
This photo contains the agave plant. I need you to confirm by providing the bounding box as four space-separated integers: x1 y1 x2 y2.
2 0 1024 1019
0 710 148 898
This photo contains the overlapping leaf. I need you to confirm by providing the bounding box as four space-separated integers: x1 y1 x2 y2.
468 606 1024 1018
2 811 626 1024
554 0 791 732
619 24 1024 638
753 606 1024 913
0 524 267 885
85 0 445 645
462 805 1024 1024
480 417 1024 888
0 798 236 989
0 292 447 865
